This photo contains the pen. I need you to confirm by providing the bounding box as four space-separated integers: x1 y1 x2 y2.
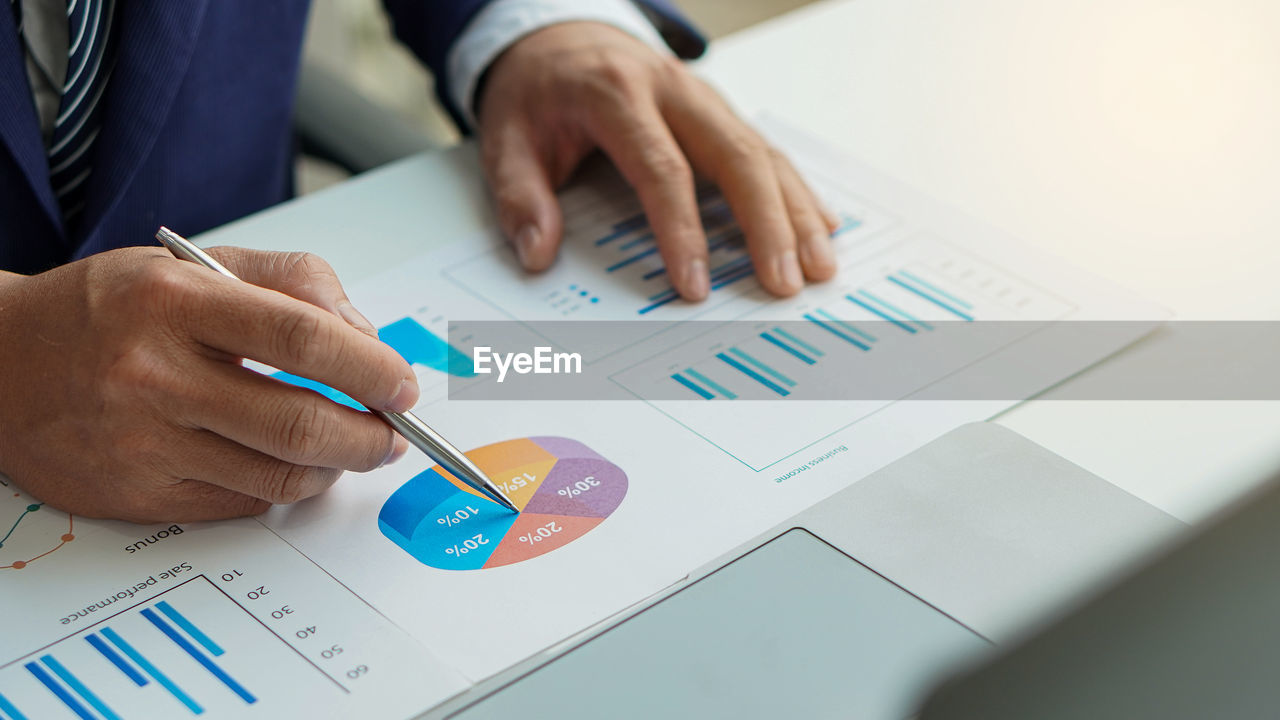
154 227 520 514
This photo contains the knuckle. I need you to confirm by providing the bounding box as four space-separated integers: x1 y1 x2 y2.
274 400 330 461
282 251 333 289
575 52 645 106
638 145 692 184
118 490 171 524
589 51 643 90
275 309 328 369
720 132 769 168
355 428 395 473
256 462 317 505
101 345 172 406
131 258 191 302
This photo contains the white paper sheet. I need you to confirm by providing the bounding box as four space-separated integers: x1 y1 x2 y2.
1 124 1161 718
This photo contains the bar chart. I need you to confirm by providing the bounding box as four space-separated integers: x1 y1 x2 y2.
443 164 895 329
0 577 332 718
610 236 1076 468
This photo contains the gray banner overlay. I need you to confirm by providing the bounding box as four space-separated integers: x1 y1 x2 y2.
439 321 1280 401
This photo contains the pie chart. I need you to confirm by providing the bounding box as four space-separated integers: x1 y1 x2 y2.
378 437 626 570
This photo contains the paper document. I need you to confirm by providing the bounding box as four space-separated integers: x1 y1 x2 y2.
0 124 1160 719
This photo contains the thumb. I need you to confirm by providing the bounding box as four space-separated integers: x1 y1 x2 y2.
481 121 564 272
207 247 378 338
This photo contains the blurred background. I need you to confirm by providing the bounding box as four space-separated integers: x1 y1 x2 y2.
297 0 818 192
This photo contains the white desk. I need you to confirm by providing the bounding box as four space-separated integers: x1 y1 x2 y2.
205 0 1280 523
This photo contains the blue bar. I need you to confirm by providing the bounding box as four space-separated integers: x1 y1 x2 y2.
816 308 877 342
888 276 974 321
42 655 122 720
638 294 680 315
671 373 713 400
760 332 816 365
142 609 256 704
711 266 755 290
647 287 679 302
157 601 224 657
716 353 790 396
708 255 751 281
618 233 654 251
641 266 667 280
0 692 27 720
898 269 973 309
87 633 148 686
859 290 934 331
729 348 796 387
102 627 204 715
612 213 647 233
845 293 917 333
24 662 94 720
772 327 824 357
804 314 871 351
685 368 738 399
605 246 660 273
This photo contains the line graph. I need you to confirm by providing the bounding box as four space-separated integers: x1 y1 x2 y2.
0 480 75 570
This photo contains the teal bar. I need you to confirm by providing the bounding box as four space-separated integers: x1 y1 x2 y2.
716 353 790 396
671 373 713 400
772 327 824 357
42 655 122 720
685 368 738 400
729 347 796 387
888 276 975 321
859 290 934 331
157 601 224 657
899 268 973 309
816 308 877 343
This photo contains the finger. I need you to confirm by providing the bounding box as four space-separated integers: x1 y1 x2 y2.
148 480 272 523
480 119 566 272
208 247 378 338
773 151 838 282
184 360 407 472
587 97 709 300
662 82 804 297
172 269 418 412
110 478 270 524
167 428 347 505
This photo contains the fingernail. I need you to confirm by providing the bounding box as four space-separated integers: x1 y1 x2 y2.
821 207 841 232
387 377 419 413
801 234 836 273
382 437 409 468
514 224 540 268
681 258 709 301
337 301 378 338
773 251 804 293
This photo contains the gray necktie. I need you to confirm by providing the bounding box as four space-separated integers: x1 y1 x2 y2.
44 0 118 229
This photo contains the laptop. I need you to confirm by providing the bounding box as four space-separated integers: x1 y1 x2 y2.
419 422 1188 719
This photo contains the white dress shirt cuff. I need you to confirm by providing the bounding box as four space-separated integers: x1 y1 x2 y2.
447 0 672 130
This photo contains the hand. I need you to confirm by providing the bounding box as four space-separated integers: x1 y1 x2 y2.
477 22 839 300
0 247 417 523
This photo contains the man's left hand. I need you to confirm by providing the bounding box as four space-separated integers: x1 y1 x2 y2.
476 22 839 301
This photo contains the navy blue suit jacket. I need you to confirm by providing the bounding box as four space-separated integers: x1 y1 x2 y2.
0 0 704 274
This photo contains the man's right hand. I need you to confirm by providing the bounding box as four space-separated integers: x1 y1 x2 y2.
0 246 417 523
